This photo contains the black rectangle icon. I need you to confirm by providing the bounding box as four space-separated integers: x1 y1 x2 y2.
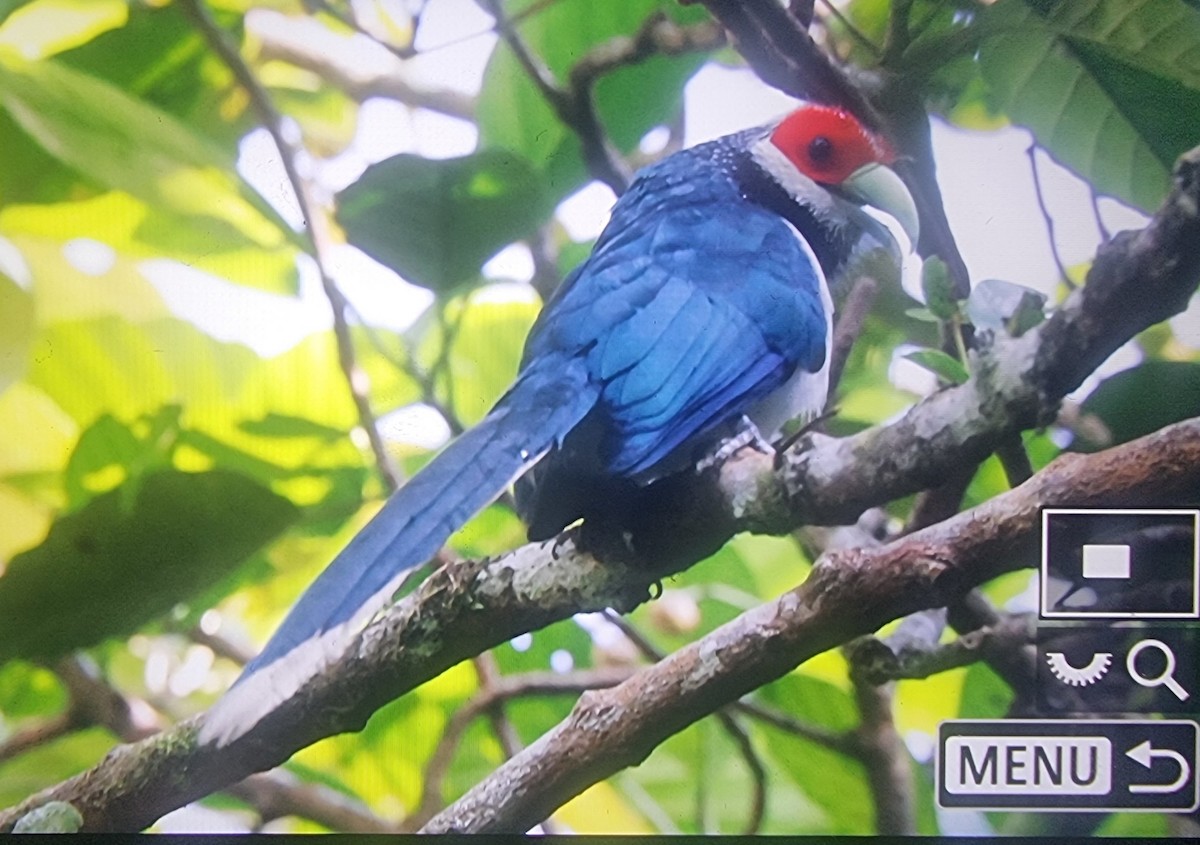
1041 509 1199 619
938 719 1198 812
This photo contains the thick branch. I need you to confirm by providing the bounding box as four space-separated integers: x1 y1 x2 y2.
691 0 877 124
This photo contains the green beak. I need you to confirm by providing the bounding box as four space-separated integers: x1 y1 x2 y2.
843 163 920 248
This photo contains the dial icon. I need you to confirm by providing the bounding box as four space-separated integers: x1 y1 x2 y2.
1046 651 1113 686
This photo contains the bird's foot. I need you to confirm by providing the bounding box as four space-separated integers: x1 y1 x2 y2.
697 418 774 473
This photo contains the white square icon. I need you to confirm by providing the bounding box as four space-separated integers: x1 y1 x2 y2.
1081 544 1131 579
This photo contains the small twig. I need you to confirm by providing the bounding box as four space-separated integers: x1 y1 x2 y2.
187 624 254 667
995 435 1035 487
250 10 474 118
409 666 635 829
1090 185 1114 243
227 771 400 833
430 300 470 434
815 0 881 59
731 699 860 757
904 462 975 533
182 0 401 492
881 0 915 65
697 0 879 122
484 0 630 194
851 681 915 834
473 653 523 761
846 611 1034 685
946 591 1039 715
827 275 879 398
0 713 74 764
302 0 418 60
1026 144 1075 290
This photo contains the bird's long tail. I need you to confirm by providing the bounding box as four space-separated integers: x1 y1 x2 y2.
199 356 596 746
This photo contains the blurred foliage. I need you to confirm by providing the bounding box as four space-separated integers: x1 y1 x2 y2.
0 0 1197 836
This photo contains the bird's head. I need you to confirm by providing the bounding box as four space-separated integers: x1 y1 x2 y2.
749 103 920 261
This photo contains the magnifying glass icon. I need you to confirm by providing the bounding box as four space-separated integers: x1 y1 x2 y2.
1126 639 1190 701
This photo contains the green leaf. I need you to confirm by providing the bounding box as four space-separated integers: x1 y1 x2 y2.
2 193 299 295
979 0 1200 211
0 270 33 393
0 1 28 27
965 278 1047 336
12 801 83 833
62 409 184 510
0 469 297 661
0 55 297 262
337 149 548 293
0 659 65 720
0 728 114 808
904 307 942 324
957 661 1015 719
757 673 873 832
920 256 958 320
238 412 348 441
1074 361 1200 451
904 348 970 385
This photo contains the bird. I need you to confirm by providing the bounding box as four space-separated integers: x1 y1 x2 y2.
199 102 919 746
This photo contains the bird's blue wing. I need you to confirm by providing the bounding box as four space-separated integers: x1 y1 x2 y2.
526 158 830 480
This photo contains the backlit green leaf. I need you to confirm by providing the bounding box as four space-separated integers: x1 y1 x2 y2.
0 55 299 274
0 270 32 393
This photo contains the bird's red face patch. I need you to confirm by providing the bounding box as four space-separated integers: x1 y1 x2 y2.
770 105 894 185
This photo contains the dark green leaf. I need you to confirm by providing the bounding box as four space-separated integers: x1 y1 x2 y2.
238 412 348 442
0 469 297 660
979 0 1200 211
62 413 168 510
1074 361 1200 452
904 348 970 385
337 149 548 293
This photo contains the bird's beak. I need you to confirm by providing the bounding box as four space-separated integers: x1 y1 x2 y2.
842 163 920 249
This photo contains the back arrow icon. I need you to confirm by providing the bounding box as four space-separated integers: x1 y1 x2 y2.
1126 740 1191 793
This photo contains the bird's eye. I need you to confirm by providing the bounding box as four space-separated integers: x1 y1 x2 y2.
808 136 834 166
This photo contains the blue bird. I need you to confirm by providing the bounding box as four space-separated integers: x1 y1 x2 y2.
200 104 919 746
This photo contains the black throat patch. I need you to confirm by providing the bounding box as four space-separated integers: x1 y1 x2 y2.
731 150 854 278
